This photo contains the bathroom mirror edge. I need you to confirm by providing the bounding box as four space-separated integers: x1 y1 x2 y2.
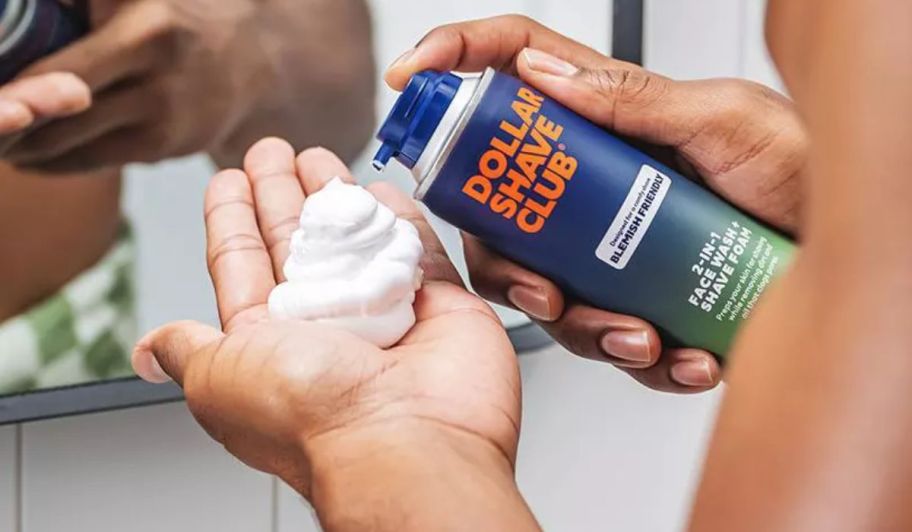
0 378 183 426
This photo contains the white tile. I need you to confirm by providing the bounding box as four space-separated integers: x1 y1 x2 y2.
275 480 322 532
0 426 17 532
516 345 721 532
21 403 272 532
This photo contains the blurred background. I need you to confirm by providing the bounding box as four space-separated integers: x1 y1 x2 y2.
1 0 782 530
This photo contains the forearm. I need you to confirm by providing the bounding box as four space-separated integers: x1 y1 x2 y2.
0 165 122 321
210 0 376 168
766 0 912 261
691 1 912 530
307 423 540 532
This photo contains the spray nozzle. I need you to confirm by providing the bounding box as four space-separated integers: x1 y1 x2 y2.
372 70 462 172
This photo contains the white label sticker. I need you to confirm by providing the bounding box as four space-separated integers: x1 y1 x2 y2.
595 165 672 270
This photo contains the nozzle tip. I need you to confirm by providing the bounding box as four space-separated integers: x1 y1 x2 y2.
372 143 396 172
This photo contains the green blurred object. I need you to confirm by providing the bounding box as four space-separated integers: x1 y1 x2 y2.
0 224 136 395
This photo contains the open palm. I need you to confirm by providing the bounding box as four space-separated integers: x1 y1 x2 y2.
132 139 522 495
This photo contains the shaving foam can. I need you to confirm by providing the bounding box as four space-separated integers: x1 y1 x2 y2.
0 0 86 84
373 69 795 356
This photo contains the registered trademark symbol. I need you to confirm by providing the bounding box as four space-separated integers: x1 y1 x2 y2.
559 143 566 150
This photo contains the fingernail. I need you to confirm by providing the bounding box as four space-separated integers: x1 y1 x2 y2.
134 349 172 384
600 329 652 363
48 73 91 111
0 99 32 129
147 357 171 383
507 285 554 322
671 359 716 387
388 47 416 70
522 48 579 77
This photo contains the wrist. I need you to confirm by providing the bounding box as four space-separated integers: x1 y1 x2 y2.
304 420 537 532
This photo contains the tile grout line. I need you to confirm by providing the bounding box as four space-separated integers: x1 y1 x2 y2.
14 424 22 532
271 476 279 532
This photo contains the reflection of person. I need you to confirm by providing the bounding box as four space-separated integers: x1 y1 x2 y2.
136 2 912 530
0 0 374 394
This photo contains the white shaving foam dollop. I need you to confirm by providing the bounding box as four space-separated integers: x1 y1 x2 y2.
267 178 423 347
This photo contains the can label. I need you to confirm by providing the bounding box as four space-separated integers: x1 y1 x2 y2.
460 85 577 235
596 165 671 270
422 71 795 355
0 0 85 84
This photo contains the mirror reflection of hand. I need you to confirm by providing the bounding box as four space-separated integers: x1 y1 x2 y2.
386 16 808 393
4 0 304 173
0 72 90 138
131 139 523 499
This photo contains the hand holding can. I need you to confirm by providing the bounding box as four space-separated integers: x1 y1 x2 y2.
382 16 807 393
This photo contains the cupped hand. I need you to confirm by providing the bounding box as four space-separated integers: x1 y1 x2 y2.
131 139 522 497
386 15 808 393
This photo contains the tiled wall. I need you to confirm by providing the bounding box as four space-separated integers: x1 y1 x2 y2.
19 404 273 532
0 1 781 530
0 426 15 531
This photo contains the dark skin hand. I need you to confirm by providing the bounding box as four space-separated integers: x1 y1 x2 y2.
128 16 809 531
4 0 375 173
386 15 807 393
0 0 374 324
132 9 912 531
133 141 540 531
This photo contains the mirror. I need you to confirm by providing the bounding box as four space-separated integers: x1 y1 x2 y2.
0 0 634 424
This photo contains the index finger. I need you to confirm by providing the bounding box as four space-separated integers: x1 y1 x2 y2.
0 73 90 130
243 138 304 282
294 146 356 194
0 72 91 151
385 15 613 90
205 169 276 331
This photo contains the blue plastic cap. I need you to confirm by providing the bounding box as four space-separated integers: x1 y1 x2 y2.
373 70 463 171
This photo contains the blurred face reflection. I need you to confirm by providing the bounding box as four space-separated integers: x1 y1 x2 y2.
0 0 375 397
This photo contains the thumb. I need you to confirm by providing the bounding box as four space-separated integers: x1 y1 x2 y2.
516 47 702 148
132 321 223 385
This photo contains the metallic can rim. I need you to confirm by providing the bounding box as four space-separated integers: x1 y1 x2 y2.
0 0 35 56
0 0 25 42
415 67 497 201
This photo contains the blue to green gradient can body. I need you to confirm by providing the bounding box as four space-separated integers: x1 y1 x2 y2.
375 69 796 357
